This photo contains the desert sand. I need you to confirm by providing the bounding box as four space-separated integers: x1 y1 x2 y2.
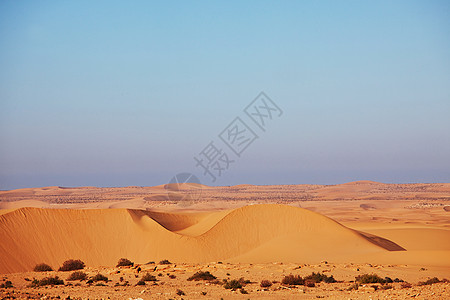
0 181 449 299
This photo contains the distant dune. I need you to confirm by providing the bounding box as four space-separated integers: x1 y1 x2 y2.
2 181 450 207
0 204 405 274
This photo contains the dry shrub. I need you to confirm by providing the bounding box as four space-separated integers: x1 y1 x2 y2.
91 274 108 282
305 280 315 287
187 271 217 281
141 272 157 282
159 259 171 265
0 281 13 288
176 289 185 296
116 258 134 267
58 259 85 271
418 277 440 286
304 272 336 283
67 271 87 281
401 282 412 289
30 276 64 287
224 279 242 290
33 263 53 272
260 280 272 288
282 274 304 285
355 274 385 284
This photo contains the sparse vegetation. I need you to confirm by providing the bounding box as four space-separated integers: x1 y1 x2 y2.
159 259 171 265
30 276 64 287
33 263 53 272
58 259 85 271
282 274 304 285
67 271 87 281
141 272 157 282
116 258 134 267
239 288 248 294
418 277 440 286
260 280 272 288
91 274 108 282
187 271 217 281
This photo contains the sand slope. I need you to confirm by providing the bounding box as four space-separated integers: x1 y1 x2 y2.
0 204 402 274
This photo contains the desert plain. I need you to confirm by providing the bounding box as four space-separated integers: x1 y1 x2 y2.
0 180 449 299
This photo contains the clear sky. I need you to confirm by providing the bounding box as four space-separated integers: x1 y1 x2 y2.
1 0 449 189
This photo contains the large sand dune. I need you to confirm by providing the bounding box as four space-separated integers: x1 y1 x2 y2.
0 204 403 274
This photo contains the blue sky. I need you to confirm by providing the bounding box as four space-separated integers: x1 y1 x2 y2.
1 0 449 189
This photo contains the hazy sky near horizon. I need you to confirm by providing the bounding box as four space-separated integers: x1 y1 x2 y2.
1 1 449 189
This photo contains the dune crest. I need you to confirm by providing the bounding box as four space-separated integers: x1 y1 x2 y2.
0 204 403 273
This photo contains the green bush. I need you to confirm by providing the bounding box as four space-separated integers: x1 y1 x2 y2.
187 271 217 281
58 259 85 271
281 274 304 285
30 276 64 287
33 263 53 272
116 258 134 267
355 274 385 284
67 271 87 281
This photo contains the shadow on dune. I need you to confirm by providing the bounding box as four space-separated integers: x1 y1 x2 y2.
356 231 406 251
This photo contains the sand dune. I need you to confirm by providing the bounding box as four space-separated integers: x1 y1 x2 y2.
0 200 50 210
0 204 404 274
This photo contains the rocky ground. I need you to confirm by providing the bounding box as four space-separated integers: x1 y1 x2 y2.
1 262 449 300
